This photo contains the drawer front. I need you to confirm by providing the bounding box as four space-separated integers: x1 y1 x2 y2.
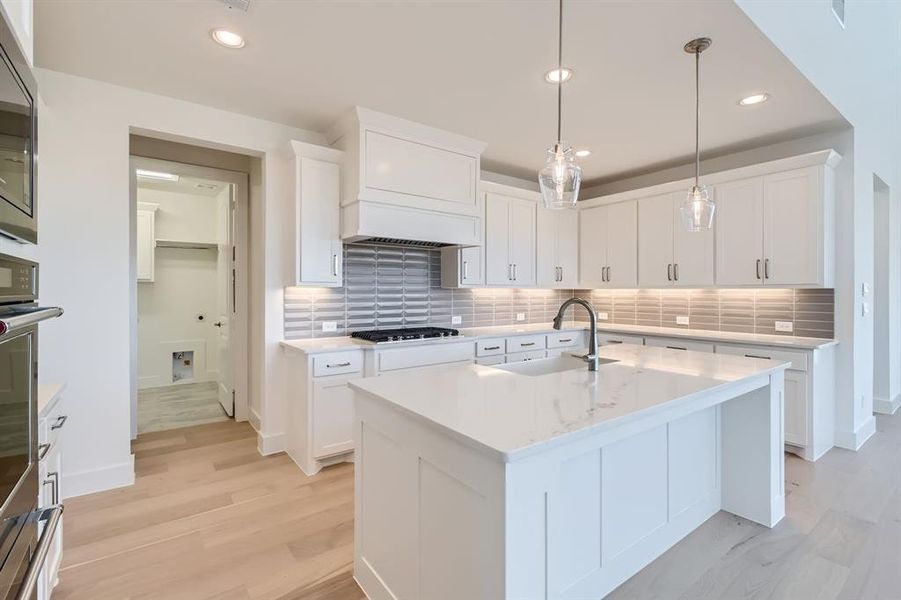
598 333 644 346
547 331 582 349
476 355 506 366
313 351 363 377
476 338 506 357
715 344 808 371
505 335 547 354
41 400 67 449
645 337 715 353
505 349 547 363
378 342 475 372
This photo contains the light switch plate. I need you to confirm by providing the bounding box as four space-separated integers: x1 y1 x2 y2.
516 312 526 322
598 312 609 321
676 315 690 326
451 315 462 325
321 321 337 332
775 321 793 332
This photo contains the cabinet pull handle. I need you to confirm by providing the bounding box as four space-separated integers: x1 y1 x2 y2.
601 267 606 283
37 443 50 461
606 340 623 344
520 342 536 347
332 254 339 277
513 264 517 281
508 264 513 281
43 471 59 505
756 259 762 280
327 362 351 368
463 260 469 280
484 345 501 351
765 258 770 279
745 354 772 360
674 263 679 282
666 345 687 351
51 415 67 431
605 266 611 282
558 338 572 343
667 263 673 281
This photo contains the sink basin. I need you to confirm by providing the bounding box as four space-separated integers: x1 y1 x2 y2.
492 354 618 377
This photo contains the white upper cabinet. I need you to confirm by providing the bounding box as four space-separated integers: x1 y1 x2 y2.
537 207 579 288
291 141 345 287
578 201 637 288
714 177 765 286
638 192 714 287
441 245 484 288
327 107 487 246
485 187 537 287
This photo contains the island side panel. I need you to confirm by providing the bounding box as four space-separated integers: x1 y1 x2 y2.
353 391 507 600
505 406 721 600
721 371 786 527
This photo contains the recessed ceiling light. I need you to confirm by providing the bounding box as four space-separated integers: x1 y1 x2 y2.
211 29 245 49
739 93 769 106
575 149 592 158
136 169 179 182
544 67 573 84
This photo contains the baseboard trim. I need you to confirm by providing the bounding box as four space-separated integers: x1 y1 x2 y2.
257 430 285 456
874 393 901 415
63 455 135 499
249 408 262 432
834 416 877 451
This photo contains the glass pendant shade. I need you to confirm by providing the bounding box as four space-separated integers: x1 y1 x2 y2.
680 184 715 232
539 143 581 209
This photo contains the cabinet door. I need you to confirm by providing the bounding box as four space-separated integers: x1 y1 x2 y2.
715 177 764 286
312 378 356 459
784 371 809 447
557 209 579 288
136 210 154 282
509 197 536 286
637 194 675 287
763 167 820 286
605 201 638 287
536 208 559 287
673 193 715 287
579 206 607 288
298 157 342 286
459 245 483 286
485 193 512 285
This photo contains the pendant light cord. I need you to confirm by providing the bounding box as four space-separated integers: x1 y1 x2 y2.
694 48 700 188
556 0 563 145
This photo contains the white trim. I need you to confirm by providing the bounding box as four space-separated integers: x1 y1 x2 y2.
62 456 136 499
249 407 262 432
257 430 285 456
834 415 877 450
579 149 842 208
874 393 901 415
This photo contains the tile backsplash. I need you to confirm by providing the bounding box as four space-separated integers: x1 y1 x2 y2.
284 245 834 340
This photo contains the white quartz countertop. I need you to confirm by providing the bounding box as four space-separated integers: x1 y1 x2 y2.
280 321 835 354
349 344 788 462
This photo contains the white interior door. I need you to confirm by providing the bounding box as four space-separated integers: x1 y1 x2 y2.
216 185 235 417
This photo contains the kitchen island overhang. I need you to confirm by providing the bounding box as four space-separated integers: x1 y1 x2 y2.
350 345 788 600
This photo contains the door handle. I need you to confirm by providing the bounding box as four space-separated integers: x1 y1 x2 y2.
745 354 772 360
666 345 687 351
483 346 501 351
673 263 679 282
512 264 517 281
756 259 762 280
519 342 536 347
601 267 606 283
667 263 673 281
37 443 50 461
327 362 352 368
606 266 611 282
214 321 223 328
765 258 770 279
43 471 59 505
508 264 513 281
463 261 469 280
332 253 339 277
51 415 67 430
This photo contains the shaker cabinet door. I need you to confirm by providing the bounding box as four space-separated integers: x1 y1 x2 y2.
715 177 764 286
637 193 675 288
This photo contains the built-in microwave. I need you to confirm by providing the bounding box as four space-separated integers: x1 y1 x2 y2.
0 15 35 244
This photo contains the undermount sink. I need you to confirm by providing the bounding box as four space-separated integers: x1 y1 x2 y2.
493 354 618 377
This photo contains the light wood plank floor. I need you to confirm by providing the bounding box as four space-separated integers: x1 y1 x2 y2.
138 382 229 434
57 411 901 599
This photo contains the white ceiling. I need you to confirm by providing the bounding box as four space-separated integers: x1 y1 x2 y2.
34 0 844 184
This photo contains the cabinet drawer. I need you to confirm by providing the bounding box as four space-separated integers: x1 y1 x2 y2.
506 349 547 363
40 401 67 451
476 338 506 357
547 331 581 349
645 337 715 353
715 344 808 371
476 355 506 366
598 333 644 346
505 335 547 353
313 351 363 377
378 342 474 372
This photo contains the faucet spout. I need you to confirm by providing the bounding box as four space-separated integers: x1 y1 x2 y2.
553 297 600 371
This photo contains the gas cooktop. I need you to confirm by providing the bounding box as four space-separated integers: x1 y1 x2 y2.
350 327 461 344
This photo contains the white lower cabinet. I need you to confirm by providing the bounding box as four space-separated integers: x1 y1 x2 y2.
38 387 66 600
311 378 356 459
598 333 644 346
644 336 715 353
783 372 809 447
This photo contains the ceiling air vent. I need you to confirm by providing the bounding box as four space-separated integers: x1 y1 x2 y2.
832 0 845 28
219 0 250 12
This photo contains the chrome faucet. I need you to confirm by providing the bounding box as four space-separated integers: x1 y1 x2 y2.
553 297 600 371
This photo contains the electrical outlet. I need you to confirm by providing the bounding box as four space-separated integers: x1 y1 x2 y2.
598 312 609 321
321 321 337 332
451 315 462 325
775 321 793 333
676 315 690 326
516 312 526 322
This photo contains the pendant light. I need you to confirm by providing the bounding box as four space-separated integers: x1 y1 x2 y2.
538 0 581 210
680 37 715 232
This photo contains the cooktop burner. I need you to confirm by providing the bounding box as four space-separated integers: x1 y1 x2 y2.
351 327 461 344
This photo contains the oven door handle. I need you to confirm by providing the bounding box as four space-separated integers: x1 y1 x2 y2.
15 505 64 600
0 307 63 338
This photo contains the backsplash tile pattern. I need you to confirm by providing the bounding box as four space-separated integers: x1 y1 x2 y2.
284 245 834 340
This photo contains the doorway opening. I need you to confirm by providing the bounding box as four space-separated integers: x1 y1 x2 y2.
873 174 900 415
131 156 249 434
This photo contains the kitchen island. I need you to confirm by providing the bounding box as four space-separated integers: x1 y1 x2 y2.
350 344 788 600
